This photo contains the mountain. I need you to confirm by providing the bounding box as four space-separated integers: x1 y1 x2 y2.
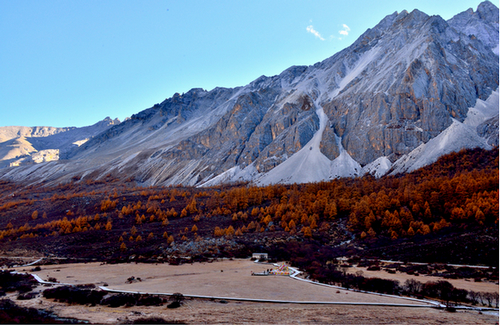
390 89 498 175
0 117 120 169
0 1 498 187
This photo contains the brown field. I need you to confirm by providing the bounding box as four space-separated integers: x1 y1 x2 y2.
11 294 499 325
346 266 499 294
9 259 499 324
17 259 429 304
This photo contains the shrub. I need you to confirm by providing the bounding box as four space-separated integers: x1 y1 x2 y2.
0 271 37 293
126 317 187 324
167 292 184 309
136 294 166 306
43 285 106 306
0 298 73 324
17 292 38 300
101 293 138 307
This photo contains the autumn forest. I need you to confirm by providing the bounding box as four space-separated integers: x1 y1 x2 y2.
0 147 497 267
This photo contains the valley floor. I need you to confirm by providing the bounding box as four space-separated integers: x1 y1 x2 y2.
8 259 499 324
10 294 498 325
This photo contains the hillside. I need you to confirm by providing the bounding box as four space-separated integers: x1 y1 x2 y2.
0 1 497 187
0 147 497 267
0 118 120 169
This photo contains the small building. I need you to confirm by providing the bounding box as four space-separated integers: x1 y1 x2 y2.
252 253 268 261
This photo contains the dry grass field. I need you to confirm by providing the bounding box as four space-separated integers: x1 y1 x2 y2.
345 266 499 294
9 259 499 324
11 294 499 325
19 259 426 304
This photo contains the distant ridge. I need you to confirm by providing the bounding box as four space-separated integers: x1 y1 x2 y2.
0 117 119 169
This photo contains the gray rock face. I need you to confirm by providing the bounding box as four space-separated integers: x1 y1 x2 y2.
145 88 320 184
477 115 499 146
0 2 498 186
448 1 499 53
318 7 498 165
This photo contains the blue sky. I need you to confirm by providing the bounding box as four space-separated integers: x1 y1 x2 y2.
0 0 489 127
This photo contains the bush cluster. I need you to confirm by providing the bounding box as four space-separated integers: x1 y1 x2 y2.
266 240 499 306
0 298 82 324
42 285 168 307
0 271 37 294
43 285 106 306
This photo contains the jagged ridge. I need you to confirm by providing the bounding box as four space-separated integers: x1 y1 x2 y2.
0 2 498 187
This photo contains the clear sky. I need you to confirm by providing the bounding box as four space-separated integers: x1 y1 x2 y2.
0 0 490 127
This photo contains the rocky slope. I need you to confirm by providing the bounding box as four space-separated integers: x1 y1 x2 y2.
0 1 498 186
0 117 120 168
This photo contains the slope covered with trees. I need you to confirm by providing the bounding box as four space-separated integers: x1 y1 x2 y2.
0 147 497 266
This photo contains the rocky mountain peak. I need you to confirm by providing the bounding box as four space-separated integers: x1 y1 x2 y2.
477 1 499 23
448 1 499 54
0 2 498 187
97 116 120 127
